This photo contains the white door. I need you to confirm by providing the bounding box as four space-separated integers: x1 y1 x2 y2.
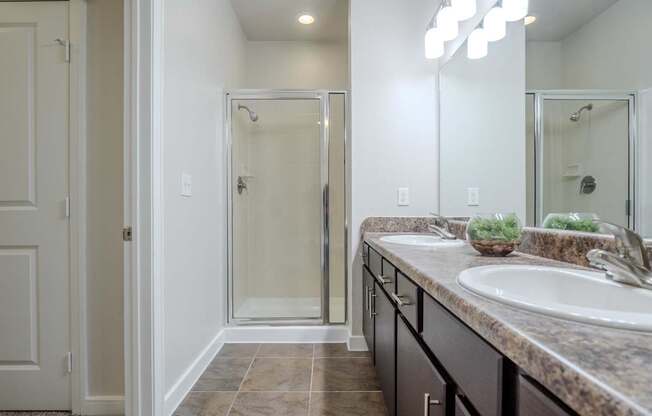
0 2 70 410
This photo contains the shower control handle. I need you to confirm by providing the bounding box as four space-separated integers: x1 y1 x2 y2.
237 176 247 194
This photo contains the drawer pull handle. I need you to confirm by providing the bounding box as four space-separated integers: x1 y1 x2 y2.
378 275 392 285
391 293 412 307
423 393 442 416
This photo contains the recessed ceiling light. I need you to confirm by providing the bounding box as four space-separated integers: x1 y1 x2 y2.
298 14 315 25
524 15 537 26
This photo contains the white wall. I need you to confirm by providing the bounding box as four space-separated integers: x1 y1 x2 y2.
527 0 652 91
162 0 245 398
245 41 348 89
561 0 652 90
525 41 561 90
85 0 124 398
349 0 439 336
440 24 527 221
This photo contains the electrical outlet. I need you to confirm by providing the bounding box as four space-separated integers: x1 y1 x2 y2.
398 188 410 206
467 187 480 206
181 173 192 197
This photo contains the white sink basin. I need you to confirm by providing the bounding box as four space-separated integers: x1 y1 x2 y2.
458 265 652 331
380 234 465 248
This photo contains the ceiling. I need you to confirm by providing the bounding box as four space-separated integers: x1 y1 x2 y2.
230 0 348 42
526 0 620 41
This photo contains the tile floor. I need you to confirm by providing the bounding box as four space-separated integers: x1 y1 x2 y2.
174 343 388 416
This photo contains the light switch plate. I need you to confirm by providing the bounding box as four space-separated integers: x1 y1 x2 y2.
467 187 479 206
181 173 192 197
398 187 410 206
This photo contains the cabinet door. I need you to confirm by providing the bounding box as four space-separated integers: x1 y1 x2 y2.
363 267 375 360
397 316 449 416
375 281 396 416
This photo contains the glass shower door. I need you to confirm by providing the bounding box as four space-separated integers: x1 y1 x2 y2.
231 97 323 321
537 96 632 228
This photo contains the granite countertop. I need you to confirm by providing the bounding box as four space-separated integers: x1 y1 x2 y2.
364 232 652 416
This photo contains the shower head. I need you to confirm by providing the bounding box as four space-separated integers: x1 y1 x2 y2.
238 104 259 122
570 104 593 122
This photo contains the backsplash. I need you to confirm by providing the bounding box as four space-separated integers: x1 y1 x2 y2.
360 216 652 268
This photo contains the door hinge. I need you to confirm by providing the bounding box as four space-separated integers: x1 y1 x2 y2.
64 196 70 218
123 226 133 242
66 351 73 374
55 38 70 62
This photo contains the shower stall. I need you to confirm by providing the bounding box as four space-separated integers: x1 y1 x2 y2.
526 91 637 229
226 90 347 324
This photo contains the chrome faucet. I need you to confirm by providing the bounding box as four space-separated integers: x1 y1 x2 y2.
586 221 652 290
428 213 457 240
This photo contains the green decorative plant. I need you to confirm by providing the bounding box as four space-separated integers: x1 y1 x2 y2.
467 214 522 242
543 216 599 233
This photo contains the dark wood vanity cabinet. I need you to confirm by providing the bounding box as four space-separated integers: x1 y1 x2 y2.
362 267 375 361
517 375 574 416
397 315 449 416
361 243 578 416
374 280 397 416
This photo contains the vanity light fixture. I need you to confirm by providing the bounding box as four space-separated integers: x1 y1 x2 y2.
467 26 488 59
451 0 476 21
297 14 315 25
483 6 506 42
524 15 537 25
425 26 445 59
501 0 528 22
437 1 460 41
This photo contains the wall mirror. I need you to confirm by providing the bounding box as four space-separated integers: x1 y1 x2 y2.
439 0 652 238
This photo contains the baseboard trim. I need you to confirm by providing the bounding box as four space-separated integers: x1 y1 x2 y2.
163 329 226 416
80 395 124 415
347 334 369 351
221 325 349 343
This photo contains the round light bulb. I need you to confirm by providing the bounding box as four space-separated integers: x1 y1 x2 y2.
483 7 506 42
467 27 488 59
502 0 528 22
297 14 315 25
425 27 444 59
437 6 459 41
452 0 477 21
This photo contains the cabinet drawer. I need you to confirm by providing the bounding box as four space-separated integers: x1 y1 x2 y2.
518 375 574 416
397 316 449 416
395 271 419 332
380 258 396 294
369 246 382 278
422 294 504 416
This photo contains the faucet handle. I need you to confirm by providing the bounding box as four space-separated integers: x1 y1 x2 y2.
595 221 650 270
429 213 449 226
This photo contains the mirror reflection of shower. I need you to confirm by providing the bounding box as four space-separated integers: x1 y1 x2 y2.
238 104 259 122
569 103 593 122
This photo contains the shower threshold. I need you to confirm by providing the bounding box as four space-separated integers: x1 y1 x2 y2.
234 296 345 322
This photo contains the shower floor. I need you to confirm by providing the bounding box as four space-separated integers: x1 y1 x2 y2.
235 296 345 322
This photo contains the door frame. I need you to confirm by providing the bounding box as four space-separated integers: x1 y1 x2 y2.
69 0 135 413
528 90 637 229
70 0 164 413
122 0 165 415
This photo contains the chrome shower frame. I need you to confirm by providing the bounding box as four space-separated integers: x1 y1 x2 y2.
528 90 638 230
224 89 348 326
